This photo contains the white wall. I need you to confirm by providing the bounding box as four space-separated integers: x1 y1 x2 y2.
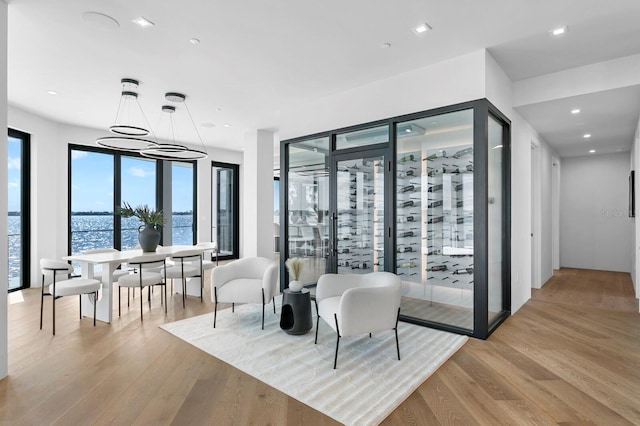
280 50 487 140
1 0 9 380
560 152 632 272
631 115 640 303
540 141 556 284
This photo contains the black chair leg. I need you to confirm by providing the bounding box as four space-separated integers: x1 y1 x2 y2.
118 287 121 317
272 297 276 314
40 274 44 330
93 292 97 326
395 307 401 360
140 284 144 322
333 314 340 369
79 295 82 319
232 303 234 313
182 278 186 309
52 284 56 336
213 287 217 328
261 289 265 330
164 284 167 314
314 300 320 344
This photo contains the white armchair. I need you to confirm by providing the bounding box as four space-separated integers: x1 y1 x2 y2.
315 272 402 369
211 257 278 329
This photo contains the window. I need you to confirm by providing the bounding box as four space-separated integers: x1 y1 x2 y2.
69 145 197 260
7 129 30 291
211 161 239 259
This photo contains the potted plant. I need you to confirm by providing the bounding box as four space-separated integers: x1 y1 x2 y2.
117 202 165 252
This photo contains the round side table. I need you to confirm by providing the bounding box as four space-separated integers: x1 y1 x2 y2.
280 288 313 335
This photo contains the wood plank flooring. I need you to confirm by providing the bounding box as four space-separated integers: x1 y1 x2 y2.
1 267 639 425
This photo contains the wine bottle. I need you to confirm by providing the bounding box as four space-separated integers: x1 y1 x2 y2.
456 216 472 224
339 248 350 254
398 216 415 223
406 215 415 222
400 185 415 193
400 200 414 208
428 167 445 177
398 154 415 163
428 184 443 193
425 150 446 161
405 169 415 177
453 267 473 275
427 216 443 224
400 231 414 238
427 249 442 256
454 183 464 191
429 265 448 272
456 200 464 208
453 147 473 158
397 246 413 253
399 261 416 268
428 200 443 208
466 164 473 172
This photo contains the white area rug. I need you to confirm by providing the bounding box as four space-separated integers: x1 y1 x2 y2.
161 297 467 425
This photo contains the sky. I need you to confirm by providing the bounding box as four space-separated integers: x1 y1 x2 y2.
7 137 21 212
70 149 193 212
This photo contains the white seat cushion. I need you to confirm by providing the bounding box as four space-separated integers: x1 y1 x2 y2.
317 296 341 333
163 264 200 279
118 272 163 288
215 279 263 304
49 278 101 297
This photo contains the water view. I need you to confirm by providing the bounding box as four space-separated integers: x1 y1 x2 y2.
7 213 194 289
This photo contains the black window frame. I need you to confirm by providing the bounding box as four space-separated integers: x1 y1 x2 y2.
211 161 240 260
8 128 31 292
68 144 198 256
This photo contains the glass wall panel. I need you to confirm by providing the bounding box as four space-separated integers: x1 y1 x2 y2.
336 155 385 274
212 162 239 259
120 156 157 250
287 137 330 286
336 125 388 150
396 109 474 330
488 115 504 323
171 162 194 245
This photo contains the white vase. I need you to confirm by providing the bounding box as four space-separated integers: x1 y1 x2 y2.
289 280 303 292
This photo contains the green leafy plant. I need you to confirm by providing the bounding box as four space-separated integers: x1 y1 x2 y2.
117 202 165 227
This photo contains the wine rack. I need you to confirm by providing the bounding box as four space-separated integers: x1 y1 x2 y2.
397 143 475 297
336 158 384 275
396 152 421 282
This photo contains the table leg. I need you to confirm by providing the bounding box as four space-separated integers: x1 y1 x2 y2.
80 262 114 323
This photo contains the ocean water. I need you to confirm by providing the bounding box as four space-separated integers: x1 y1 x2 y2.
7 214 194 289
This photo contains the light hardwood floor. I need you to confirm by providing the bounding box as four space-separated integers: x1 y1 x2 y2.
1 267 639 425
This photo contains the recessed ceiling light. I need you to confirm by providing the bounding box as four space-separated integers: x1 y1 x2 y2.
380 42 391 49
132 16 154 28
216 107 223 111
200 123 216 128
571 109 580 114
584 134 592 138
47 90 58 95
190 38 200 45
589 149 595 153
223 124 231 128
549 26 567 37
413 23 432 34
82 11 120 30
405 128 411 133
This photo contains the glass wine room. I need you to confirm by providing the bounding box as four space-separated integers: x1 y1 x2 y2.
279 99 510 339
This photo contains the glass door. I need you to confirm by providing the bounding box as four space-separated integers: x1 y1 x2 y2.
330 151 387 274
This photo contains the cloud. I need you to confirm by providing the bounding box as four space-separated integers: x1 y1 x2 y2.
129 166 154 178
8 180 19 188
7 157 20 170
71 151 88 160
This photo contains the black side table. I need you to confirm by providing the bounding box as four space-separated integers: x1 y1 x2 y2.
280 288 313 335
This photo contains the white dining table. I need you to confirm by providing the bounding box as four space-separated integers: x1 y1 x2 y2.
63 245 207 323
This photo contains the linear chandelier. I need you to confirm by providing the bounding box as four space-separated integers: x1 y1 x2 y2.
96 78 208 160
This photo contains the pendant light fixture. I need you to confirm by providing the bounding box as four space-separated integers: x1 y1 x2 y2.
96 78 158 152
140 92 208 160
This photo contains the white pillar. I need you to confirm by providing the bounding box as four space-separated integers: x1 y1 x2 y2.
1 0 9 379
242 129 274 258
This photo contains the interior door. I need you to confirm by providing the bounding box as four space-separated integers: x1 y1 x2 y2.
330 151 388 274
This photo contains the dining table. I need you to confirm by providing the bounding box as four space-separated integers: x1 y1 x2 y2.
63 245 212 323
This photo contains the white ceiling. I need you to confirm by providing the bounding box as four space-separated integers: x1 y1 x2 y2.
7 0 640 156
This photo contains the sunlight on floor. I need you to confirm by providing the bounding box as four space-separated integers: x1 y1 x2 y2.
9 290 24 305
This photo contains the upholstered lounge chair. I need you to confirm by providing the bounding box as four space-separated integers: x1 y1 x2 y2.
315 271 402 368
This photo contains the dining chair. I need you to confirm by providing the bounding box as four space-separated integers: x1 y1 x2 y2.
40 258 101 335
163 248 203 308
117 254 167 321
196 241 218 272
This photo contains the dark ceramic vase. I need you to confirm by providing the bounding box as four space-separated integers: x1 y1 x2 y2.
138 224 161 252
